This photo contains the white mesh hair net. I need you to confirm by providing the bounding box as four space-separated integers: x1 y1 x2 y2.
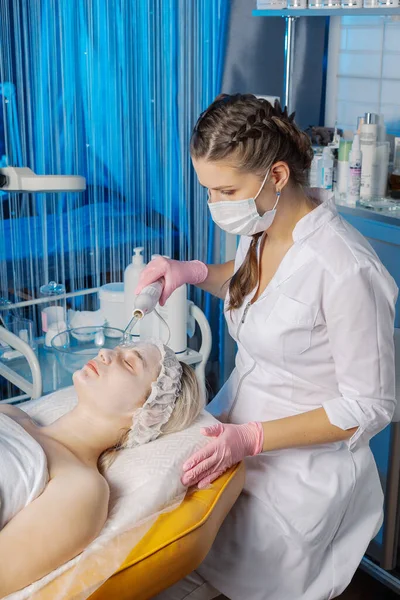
124 338 183 447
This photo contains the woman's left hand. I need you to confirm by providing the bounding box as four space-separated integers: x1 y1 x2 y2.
181 422 264 489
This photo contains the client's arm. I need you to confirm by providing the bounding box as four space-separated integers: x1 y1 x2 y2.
0 467 109 597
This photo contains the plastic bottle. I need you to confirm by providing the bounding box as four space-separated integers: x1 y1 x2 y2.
390 137 400 199
360 113 378 199
347 134 362 206
336 140 352 199
322 147 334 191
124 247 145 339
373 141 390 198
309 149 323 188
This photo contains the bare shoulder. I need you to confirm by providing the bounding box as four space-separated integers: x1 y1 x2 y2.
49 466 110 532
66 467 110 512
64 465 110 498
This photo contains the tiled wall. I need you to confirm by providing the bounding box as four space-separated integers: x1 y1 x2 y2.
326 16 400 135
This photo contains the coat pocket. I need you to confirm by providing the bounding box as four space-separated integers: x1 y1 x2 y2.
266 293 319 355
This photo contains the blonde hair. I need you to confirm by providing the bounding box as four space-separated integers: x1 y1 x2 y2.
191 93 313 311
99 362 204 471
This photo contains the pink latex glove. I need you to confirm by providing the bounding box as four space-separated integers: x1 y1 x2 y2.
135 257 208 306
181 422 264 489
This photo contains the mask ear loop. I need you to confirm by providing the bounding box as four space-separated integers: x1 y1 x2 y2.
254 169 271 202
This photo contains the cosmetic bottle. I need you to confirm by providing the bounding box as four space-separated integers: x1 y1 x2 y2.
347 134 362 206
360 113 378 200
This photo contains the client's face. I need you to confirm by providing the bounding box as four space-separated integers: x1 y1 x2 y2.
73 342 162 418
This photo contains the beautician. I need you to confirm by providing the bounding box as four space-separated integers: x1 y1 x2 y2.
136 94 398 600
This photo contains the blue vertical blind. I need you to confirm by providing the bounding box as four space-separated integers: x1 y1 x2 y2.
0 0 230 313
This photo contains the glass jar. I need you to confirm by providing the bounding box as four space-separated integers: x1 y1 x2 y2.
39 281 66 335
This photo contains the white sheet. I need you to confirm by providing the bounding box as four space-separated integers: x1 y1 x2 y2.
5 386 216 600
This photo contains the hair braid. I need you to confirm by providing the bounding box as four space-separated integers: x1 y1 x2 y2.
190 93 313 310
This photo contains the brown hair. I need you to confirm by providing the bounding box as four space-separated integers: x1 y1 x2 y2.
98 362 204 472
190 93 313 310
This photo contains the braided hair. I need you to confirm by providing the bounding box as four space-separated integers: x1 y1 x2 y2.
190 93 313 311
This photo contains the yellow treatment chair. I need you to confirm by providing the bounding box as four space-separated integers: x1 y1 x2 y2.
31 463 244 600
89 463 244 600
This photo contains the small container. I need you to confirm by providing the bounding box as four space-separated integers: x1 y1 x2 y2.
257 0 287 8
363 0 379 6
288 0 307 7
45 320 67 348
378 0 399 6
99 283 126 333
308 0 324 7
342 0 362 7
323 0 341 7
4 316 37 352
39 281 66 333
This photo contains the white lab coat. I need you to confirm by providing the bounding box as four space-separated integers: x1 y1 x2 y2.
197 192 398 600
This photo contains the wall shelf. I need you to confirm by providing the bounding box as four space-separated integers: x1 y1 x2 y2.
253 7 400 16
253 6 400 110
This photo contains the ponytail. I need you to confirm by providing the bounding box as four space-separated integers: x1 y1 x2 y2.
227 233 263 311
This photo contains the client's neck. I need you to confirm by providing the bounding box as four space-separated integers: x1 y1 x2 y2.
41 403 122 469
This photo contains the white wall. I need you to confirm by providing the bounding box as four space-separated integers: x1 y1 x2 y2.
325 15 400 136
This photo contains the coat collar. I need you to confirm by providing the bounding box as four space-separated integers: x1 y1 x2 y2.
252 190 336 296
292 189 337 243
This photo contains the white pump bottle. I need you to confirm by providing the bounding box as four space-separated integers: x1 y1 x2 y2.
124 247 145 340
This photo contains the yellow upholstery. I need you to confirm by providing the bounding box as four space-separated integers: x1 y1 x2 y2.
89 462 245 600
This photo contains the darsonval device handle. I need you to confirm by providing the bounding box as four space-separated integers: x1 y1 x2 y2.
133 279 164 317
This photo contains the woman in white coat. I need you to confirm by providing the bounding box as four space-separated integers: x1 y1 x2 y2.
136 94 398 600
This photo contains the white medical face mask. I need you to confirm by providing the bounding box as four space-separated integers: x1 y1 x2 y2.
207 170 281 236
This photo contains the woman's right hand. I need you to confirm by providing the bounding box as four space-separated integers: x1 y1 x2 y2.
134 257 208 306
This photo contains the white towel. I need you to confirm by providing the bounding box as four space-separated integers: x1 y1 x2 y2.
0 414 49 530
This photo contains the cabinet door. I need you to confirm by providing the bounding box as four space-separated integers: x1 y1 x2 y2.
339 207 400 570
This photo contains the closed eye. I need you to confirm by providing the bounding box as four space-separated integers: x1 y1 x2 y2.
124 359 135 372
123 349 145 372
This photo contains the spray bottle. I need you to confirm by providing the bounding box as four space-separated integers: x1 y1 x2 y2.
347 134 362 206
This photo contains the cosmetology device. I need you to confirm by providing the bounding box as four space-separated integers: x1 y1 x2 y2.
123 280 164 343
0 166 86 192
122 253 188 354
